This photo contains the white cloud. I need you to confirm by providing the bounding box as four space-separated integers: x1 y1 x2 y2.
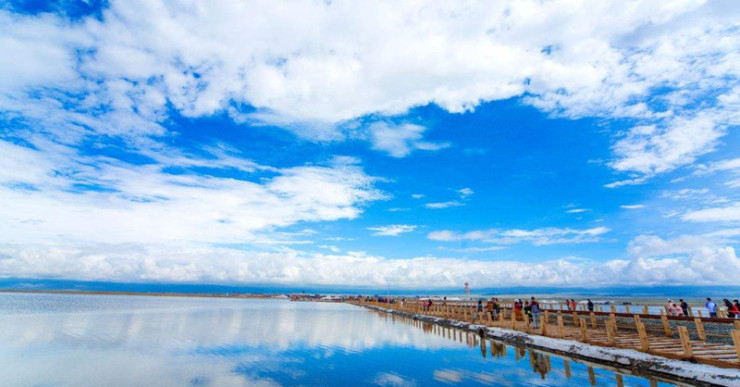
682 202 740 222
428 226 610 246
620 204 645 210
425 201 463 209
367 224 417 237
1 1 737 165
566 208 589 213
608 114 727 183
0 140 386 245
411 194 424 199
1 232 736 287
368 122 448 158
457 188 474 199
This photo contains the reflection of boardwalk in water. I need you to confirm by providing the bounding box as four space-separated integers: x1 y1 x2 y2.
360 302 740 386
387 311 682 387
362 299 740 370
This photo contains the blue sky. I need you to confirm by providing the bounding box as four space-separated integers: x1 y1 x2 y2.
0 0 739 289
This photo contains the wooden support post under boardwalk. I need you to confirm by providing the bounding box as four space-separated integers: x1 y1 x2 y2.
625 304 630 314
564 359 571 378
688 305 694 317
637 322 650 351
511 309 517 330
697 310 703 318
731 330 740 362
694 318 706 341
557 315 564 338
735 321 740 330
678 326 693 357
661 315 672 337
572 312 579 326
590 312 596 329
580 318 588 342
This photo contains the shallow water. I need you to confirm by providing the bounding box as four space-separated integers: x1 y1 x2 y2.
0 293 679 386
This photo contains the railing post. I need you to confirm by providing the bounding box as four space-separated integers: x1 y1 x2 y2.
580 318 588 342
557 314 564 338
541 316 547 336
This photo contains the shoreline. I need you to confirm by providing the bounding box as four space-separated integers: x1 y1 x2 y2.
359 304 740 387
0 289 280 299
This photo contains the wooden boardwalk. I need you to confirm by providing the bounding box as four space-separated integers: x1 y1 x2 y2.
357 299 740 369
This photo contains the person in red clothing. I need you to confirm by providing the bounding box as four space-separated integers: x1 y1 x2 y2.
732 300 739 318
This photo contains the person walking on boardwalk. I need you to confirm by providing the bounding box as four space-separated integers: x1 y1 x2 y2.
477 299 483 313
530 297 540 329
524 300 532 324
724 299 735 319
679 299 689 316
569 299 577 311
486 299 494 320
705 298 717 318
732 300 739 318
587 299 594 312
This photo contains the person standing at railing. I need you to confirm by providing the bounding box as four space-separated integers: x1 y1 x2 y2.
587 299 594 312
679 299 688 316
724 299 735 319
531 297 540 329
514 299 523 320
732 300 739 318
705 298 717 318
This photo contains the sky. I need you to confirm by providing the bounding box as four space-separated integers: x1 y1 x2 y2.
0 0 739 290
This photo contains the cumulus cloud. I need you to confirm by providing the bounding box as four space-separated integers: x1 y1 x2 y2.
428 227 610 246
1 1 737 167
1 233 736 287
367 225 417 237
566 208 589 213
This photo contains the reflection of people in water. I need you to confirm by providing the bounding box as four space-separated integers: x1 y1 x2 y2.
529 350 550 379
490 341 506 358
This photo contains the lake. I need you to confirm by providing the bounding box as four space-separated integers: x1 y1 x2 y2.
0 293 679 386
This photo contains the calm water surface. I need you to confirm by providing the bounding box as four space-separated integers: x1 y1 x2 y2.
0 293 680 387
